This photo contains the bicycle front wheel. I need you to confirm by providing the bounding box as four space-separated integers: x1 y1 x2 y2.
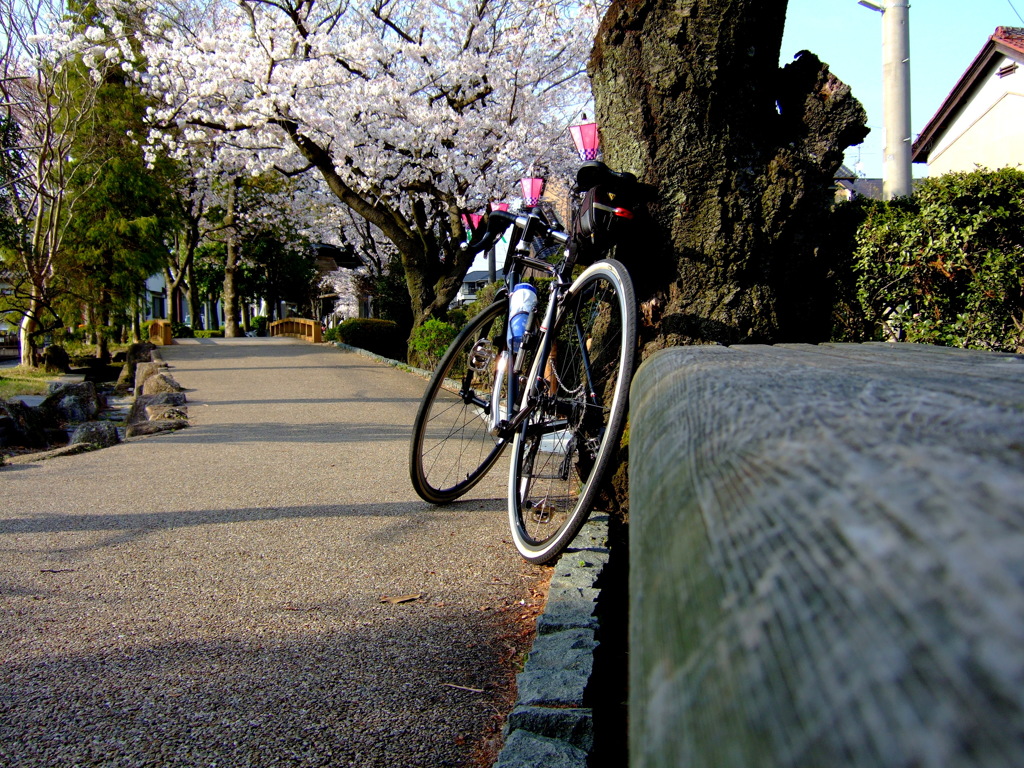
409 299 510 504
507 260 636 563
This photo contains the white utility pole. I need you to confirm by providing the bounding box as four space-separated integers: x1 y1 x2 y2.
859 0 913 199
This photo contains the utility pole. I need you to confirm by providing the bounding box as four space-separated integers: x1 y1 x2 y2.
859 0 913 199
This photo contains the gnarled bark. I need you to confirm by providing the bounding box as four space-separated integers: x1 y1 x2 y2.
590 0 869 354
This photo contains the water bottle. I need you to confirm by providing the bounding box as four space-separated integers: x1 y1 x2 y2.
507 283 538 355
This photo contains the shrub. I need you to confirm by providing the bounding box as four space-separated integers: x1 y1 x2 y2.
408 318 458 369
170 321 194 338
851 167 1024 352
250 315 269 337
323 325 341 343
195 330 224 339
336 318 405 360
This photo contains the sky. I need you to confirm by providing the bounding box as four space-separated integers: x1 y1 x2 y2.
780 0 1024 178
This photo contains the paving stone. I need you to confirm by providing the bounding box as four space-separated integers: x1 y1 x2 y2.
493 730 588 768
516 629 596 707
505 706 594 752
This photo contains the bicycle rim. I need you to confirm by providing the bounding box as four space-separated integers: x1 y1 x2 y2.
507 260 636 563
409 300 509 504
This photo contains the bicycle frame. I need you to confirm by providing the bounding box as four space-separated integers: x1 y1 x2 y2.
484 210 572 440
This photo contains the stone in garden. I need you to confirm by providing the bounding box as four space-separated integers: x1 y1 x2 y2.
144 405 188 421
40 345 71 373
126 419 189 438
141 372 183 396
70 421 120 448
0 400 56 448
41 382 102 423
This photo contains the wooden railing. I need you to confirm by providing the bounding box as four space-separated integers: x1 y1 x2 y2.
268 318 322 343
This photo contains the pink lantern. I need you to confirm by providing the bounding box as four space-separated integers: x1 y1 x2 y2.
520 177 545 208
569 120 600 161
461 212 484 230
490 202 510 212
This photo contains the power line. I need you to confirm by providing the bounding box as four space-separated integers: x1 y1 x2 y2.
1008 0 1024 26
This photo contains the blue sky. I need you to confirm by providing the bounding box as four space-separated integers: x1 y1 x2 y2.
780 0 1024 177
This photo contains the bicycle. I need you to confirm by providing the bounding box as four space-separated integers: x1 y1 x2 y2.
409 161 648 564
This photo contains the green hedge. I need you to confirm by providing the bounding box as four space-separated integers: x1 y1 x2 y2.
336 318 406 361
195 330 224 339
849 167 1024 352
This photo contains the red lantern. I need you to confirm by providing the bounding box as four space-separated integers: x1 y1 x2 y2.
490 202 510 212
461 212 484 230
519 177 545 208
569 120 599 161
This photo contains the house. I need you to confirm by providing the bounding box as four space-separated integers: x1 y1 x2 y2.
912 27 1024 175
453 269 503 308
833 165 885 202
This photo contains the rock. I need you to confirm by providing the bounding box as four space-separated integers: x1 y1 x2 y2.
141 372 183 396
40 345 71 373
70 421 120 448
116 342 156 395
125 419 189 438
41 382 102 423
133 361 163 394
0 400 58 448
144 405 188 421
128 392 187 425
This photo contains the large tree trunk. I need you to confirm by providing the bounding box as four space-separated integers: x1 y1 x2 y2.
590 0 869 355
222 178 243 338
187 258 202 330
18 292 41 368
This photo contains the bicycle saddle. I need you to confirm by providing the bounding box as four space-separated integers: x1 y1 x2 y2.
574 161 637 193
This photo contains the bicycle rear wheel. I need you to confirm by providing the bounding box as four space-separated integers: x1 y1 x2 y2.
507 260 636 563
409 299 510 504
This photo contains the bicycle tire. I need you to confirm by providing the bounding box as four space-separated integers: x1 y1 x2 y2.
507 259 636 563
409 299 511 504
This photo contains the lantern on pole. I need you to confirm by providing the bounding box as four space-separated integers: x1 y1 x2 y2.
461 212 484 231
490 202 510 212
519 176 545 208
569 118 600 161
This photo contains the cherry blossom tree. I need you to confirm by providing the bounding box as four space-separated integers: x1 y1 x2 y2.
133 0 594 339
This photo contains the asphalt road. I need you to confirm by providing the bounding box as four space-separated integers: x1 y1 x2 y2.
0 338 546 767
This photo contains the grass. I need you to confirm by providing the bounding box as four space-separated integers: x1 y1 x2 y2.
0 366 59 400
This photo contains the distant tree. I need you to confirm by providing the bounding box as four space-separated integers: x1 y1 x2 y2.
61 7 175 359
0 0 127 365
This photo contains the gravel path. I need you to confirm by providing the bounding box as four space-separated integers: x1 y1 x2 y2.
1 338 546 767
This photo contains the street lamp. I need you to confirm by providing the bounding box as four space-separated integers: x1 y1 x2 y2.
859 0 912 199
569 118 600 161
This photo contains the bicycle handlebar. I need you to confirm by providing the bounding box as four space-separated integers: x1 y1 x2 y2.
459 210 568 258
459 211 518 257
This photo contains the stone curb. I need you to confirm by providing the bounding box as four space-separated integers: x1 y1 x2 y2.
332 342 435 381
493 515 610 768
329 341 612 767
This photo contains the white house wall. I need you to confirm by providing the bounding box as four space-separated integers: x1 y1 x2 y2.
926 54 1024 175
